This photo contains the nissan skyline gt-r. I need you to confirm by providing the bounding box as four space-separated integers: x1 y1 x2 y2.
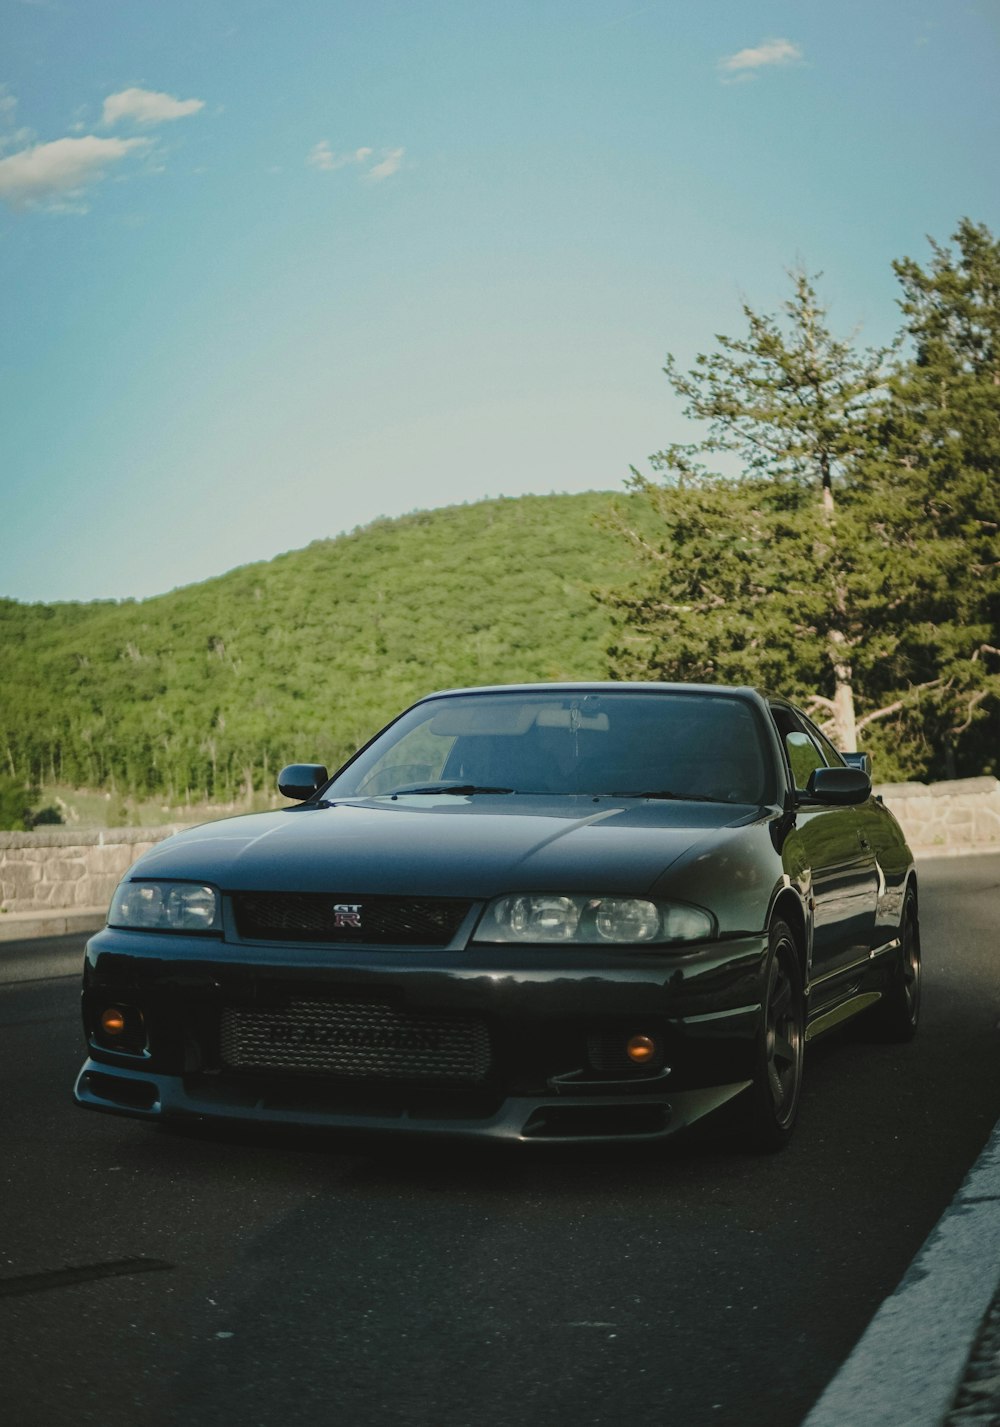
74 682 920 1150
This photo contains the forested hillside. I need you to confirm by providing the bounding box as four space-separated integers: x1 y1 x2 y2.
1 493 640 803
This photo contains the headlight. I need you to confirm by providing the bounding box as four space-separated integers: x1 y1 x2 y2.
473 894 714 945
108 880 221 933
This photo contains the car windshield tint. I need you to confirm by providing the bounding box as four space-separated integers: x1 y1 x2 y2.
331 691 774 805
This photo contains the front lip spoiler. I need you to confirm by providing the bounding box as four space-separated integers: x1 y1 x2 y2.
74 1060 750 1146
546 1067 673 1091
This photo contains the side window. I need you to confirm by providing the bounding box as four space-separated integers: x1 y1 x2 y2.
802 720 846 769
785 731 826 792
770 705 830 792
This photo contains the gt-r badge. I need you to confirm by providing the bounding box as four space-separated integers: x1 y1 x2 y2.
333 903 362 928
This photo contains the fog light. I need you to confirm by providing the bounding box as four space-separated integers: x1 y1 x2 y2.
94 1004 146 1055
100 1008 127 1036
626 1034 656 1063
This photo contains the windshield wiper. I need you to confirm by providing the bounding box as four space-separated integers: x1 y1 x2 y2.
385 783 515 796
611 790 735 804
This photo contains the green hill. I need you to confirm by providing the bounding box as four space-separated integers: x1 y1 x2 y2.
0 492 640 804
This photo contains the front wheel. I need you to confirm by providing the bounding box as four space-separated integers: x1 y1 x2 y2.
739 919 805 1153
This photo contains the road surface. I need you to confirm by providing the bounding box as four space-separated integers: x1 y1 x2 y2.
2 854 998 1427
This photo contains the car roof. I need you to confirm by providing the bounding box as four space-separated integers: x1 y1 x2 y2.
417 681 767 702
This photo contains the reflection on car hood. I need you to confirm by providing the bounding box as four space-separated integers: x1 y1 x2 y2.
132 795 762 899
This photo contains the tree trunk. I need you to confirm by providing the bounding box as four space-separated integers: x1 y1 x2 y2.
828 630 857 750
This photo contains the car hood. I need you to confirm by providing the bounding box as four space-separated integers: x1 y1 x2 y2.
131 795 764 900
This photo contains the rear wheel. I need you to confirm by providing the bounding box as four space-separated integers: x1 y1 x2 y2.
739 919 804 1153
868 888 921 1042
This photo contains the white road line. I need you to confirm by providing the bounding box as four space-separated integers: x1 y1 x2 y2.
801 1117 1000 1427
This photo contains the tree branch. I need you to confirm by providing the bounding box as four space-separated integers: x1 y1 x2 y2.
615 525 670 563
855 678 947 733
951 689 990 737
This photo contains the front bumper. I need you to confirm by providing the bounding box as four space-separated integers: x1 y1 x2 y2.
74 1062 751 1143
74 927 768 1144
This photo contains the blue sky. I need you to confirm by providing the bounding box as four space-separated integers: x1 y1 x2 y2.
2 0 998 603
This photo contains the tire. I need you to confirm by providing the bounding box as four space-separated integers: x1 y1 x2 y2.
867 888 921 1042
739 919 805 1153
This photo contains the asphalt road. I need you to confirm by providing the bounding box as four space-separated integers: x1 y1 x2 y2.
2 855 999 1427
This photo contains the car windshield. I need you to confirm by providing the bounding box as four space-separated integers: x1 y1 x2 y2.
329 690 774 805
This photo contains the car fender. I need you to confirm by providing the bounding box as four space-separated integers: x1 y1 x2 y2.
649 814 793 941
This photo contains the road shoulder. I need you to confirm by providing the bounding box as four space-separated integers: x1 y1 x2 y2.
801 1115 1000 1426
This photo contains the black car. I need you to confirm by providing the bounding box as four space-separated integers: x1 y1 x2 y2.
75 683 920 1150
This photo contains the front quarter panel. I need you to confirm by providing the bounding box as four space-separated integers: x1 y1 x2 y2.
650 816 790 939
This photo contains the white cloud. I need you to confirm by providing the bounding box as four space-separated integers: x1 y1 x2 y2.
307 139 331 169
718 38 803 78
307 141 375 172
0 127 33 155
0 135 150 210
102 87 205 127
0 86 32 153
366 147 404 182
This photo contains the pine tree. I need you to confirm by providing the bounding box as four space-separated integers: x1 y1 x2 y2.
606 270 897 751
883 220 1000 771
604 231 1000 775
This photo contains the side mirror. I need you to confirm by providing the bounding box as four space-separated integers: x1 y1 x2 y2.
803 766 872 806
278 763 329 801
842 751 872 776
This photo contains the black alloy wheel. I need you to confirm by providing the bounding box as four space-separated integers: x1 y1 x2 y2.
740 918 805 1153
868 887 921 1042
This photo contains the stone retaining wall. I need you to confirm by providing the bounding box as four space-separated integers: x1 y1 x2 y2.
875 777 1000 855
0 826 182 923
0 778 997 937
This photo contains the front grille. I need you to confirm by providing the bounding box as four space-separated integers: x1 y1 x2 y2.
220 1000 492 1083
232 893 472 946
